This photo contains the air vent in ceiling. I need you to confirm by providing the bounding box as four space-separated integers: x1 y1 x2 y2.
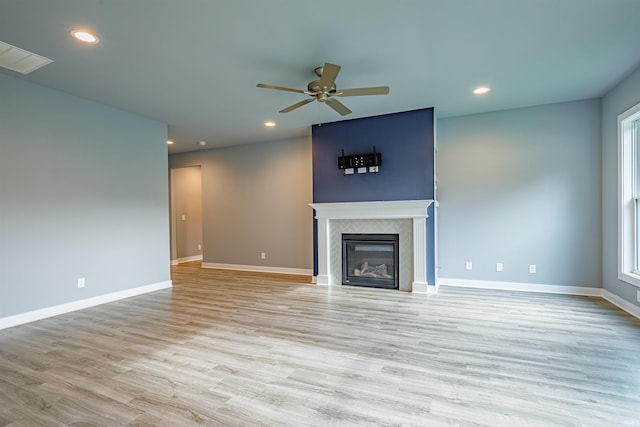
0 40 53 74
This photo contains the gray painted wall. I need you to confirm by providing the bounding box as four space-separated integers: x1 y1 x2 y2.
0 73 170 318
169 137 313 271
602 62 640 307
171 166 203 261
437 99 602 287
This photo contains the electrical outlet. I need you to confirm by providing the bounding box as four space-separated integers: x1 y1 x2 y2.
496 263 504 272
529 264 537 274
261 252 266 259
181 214 186 221
637 289 640 302
465 261 473 271
77 277 85 288
197 244 202 250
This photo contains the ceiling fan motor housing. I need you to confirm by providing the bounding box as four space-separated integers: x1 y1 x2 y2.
308 80 336 94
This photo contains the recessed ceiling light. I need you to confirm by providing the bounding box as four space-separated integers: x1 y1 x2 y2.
264 121 276 127
473 86 491 95
166 140 174 145
70 30 99 44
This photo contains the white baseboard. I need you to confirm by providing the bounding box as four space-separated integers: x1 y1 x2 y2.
602 289 640 319
175 255 203 264
437 277 602 297
201 262 312 276
0 280 172 330
315 274 330 285
437 277 640 319
411 281 430 294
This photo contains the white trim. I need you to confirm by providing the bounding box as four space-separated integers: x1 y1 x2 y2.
618 102 640 288
0 280 173 330
411 282 430 294
316 213 330 285
170 259 179 266
619 271 640 288
602 289 640 320
310 200 434 220
176 255 203 264
412 217 428 289
201 262 312 276
437 277 602 296
170 168 178 267
316 274 330 285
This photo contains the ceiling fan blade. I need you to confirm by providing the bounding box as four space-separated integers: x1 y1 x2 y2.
279 98 314 113
325 98 352 116
333 86 390 97
318 62 341 90
257 83 306 94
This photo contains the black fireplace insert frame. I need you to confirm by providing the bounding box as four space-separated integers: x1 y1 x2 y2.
342 233 399 289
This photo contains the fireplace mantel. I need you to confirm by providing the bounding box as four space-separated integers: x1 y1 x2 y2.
310 200 434 293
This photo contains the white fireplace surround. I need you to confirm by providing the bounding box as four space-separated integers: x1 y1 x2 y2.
310 200 434 293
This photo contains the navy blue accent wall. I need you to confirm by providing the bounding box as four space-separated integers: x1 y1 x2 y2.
311 108 436 285
312 108 434 202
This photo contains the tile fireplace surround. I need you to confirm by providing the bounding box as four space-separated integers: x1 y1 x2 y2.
310 200 434 293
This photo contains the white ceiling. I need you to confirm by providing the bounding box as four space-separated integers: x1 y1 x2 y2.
2 0 640 154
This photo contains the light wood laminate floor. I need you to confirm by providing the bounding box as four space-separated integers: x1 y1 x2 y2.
1 262 640 426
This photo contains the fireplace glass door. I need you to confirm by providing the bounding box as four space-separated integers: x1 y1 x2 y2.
342 234 399 289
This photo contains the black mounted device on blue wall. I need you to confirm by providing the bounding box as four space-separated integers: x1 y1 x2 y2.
338 146 382 170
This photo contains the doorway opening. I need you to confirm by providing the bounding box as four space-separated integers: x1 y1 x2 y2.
170 166 203 264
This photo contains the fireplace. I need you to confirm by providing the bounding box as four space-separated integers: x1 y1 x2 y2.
342 234 399 289
310 200 434 293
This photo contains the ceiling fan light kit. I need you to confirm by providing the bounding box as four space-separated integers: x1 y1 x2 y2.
257 62 389 116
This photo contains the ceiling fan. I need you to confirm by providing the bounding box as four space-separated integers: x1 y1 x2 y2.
256 62 389 116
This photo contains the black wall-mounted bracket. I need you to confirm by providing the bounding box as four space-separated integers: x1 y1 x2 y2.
338 146 382 175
